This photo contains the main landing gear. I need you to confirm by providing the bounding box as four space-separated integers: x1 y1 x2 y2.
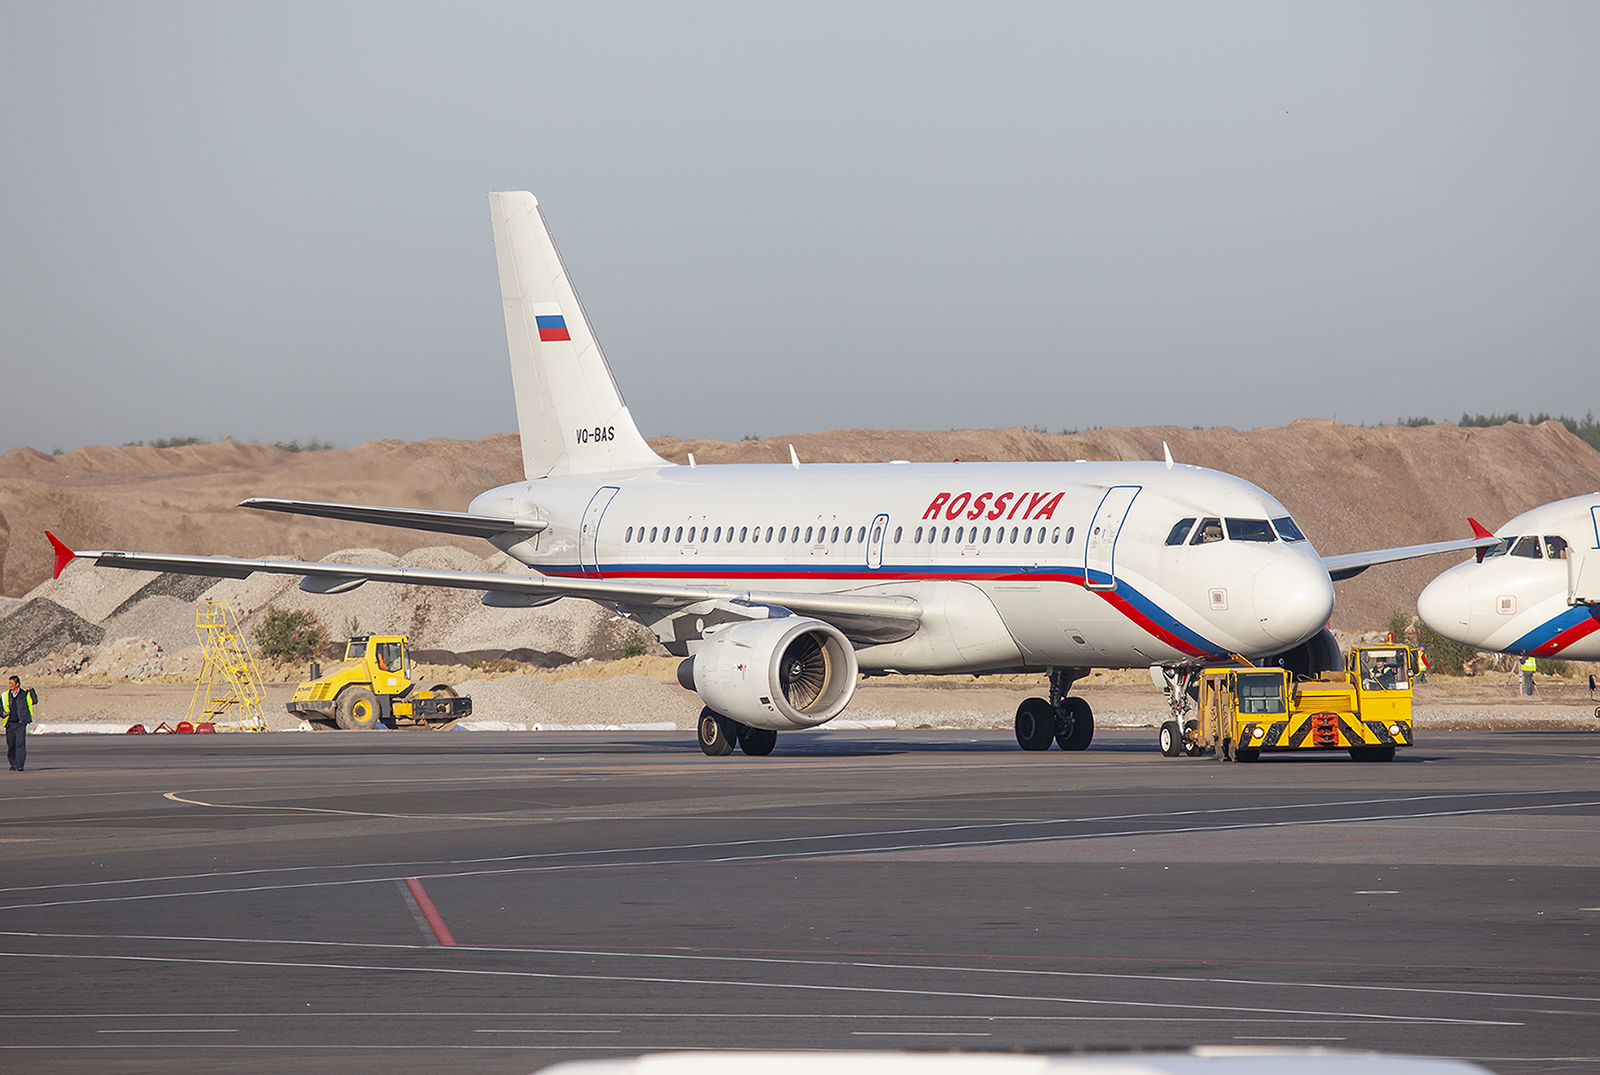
1014 667 1094 752
697 708 778 757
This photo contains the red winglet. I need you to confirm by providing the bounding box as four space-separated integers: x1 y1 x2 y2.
1468 517 1494 562
45 530 76 579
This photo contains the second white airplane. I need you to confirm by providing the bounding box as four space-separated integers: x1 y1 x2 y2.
1418 492 1600 661
50 192 1494 755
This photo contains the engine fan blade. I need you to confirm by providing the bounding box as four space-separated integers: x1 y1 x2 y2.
780 633 829 711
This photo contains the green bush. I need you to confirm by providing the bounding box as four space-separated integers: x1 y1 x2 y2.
1412 619 1478 676
1536 657 1569 677
620 629 650 659
252 608 333 662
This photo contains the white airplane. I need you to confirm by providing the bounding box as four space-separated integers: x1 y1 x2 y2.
47 192 1496 756
1417 492 1600 660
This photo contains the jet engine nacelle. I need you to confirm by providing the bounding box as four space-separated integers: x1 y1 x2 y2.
677 617 858 731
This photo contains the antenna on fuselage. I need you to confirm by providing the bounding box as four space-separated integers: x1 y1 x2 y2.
789 445 801 469
1163 442 1174 470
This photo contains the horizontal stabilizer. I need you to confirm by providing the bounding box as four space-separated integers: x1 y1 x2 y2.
240 498 546 538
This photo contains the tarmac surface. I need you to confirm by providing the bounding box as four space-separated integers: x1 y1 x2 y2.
1 728 1598 1074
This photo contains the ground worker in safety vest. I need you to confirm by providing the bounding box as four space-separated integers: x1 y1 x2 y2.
3 675 38 772
1520 655 1538 696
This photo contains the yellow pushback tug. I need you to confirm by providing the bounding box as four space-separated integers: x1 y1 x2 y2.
1159 645 1420 762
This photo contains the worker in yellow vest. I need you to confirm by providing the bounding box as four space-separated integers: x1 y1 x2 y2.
3 675 39 772
1520 655 1538 696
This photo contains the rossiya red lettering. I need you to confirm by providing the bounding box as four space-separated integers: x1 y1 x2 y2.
1023 492 1052 519
987 492 1013 520
1007 494 1029 520
967 492 992 520
945 492 972 520
1031 492 1065 521
923 493 950 520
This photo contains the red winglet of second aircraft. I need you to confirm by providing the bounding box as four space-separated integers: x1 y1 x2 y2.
1468 517 1494 562
46 530 76 580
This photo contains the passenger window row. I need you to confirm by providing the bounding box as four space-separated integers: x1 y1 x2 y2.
911 524 1073 546
616 522 1075 549
622 524 880 545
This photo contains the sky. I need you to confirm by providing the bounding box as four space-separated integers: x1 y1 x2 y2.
2 1 1597 454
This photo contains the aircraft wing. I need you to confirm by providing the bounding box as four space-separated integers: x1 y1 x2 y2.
1321 520 1499 581
240 498 547 538
46 534 921 645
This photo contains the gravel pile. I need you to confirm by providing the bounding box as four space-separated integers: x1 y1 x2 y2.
0 599 105 665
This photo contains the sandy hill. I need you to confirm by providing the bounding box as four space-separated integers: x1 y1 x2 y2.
4 420 1599 634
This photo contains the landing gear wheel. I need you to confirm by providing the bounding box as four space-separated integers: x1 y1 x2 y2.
697 709 736 756
1349 745 1396 762
737 725 777 756
1181 719 1202 757
1015 697 1056 751
1056 696 1094 751
1233 747 1260 762
1159 720 1182 757
335 687 380 731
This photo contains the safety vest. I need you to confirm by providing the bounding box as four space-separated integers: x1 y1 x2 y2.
1 688 36 727
1521 656 1538 672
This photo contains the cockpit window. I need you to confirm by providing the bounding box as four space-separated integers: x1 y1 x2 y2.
1511 536 1542 558
1359 649 1408 691
1226 518 1276 542
1544 535 1568 560
1483 536 1513 558
1236 672 1286 714
1272 516 1306 542
1189 517 1224 545
1165 519 1196 546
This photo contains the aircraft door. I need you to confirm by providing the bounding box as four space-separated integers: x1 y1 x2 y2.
1084 486 1141 592
579 486 620 578
1572 506 1600 605
867 514 890 570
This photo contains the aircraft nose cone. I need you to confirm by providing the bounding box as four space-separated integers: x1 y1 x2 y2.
1417 569 1472 642
1253 553 1336 646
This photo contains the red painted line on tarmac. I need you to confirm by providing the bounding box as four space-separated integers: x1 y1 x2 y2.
405 877 457 946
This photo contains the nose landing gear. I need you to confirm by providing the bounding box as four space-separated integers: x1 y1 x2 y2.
1013 667 1094 752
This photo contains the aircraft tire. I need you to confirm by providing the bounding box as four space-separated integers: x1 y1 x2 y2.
1014 698 1055 751
1349 745 1396 762
1181 720 1203 757
1056 696 1093 751
697 709 736 756
1159 721 1182 757
737 725 777 756
335 687 380 731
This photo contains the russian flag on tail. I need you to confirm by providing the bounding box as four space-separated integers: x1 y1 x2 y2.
533 302 571 342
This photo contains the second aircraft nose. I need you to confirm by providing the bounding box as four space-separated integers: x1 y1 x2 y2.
1253 552 1336 646
1417 568 1473 644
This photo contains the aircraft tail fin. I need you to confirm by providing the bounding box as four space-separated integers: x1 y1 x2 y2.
488 192 667 480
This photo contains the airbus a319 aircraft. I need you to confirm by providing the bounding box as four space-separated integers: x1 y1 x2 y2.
49 192 1495 756
1418 492 1600 660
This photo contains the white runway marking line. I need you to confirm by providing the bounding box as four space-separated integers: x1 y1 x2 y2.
475 1029 621 1034
0 950 1523 1026
96 1028 238 1033
6 928 1597 1008
9 793 1600 913
0 789 1582 902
